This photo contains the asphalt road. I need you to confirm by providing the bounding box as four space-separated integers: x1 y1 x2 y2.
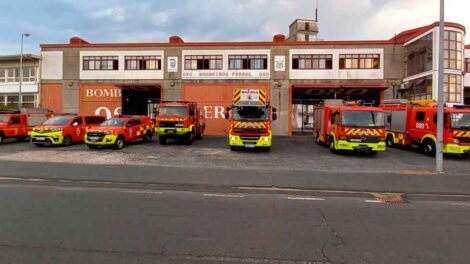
0 182 469 264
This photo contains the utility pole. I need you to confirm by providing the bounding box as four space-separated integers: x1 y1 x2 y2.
436 0 444 173
19 33 31 111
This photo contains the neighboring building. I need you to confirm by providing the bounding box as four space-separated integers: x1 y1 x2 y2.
288 19 319 42
39 21 465 136
0 54 41 109
465 44 470 104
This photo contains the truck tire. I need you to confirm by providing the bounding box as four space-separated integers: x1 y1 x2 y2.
422 139 436 156
185 131 194 145
159 136 167 145
386 135 395 147
196 127 203 140
62 136 72 146
114 136 125 150
315 133 322 145
329 137 337 154
0 132 3 144
143 131 153 143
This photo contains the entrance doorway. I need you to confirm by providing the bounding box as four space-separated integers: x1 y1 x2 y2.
119 85 161 118
292 99 321 134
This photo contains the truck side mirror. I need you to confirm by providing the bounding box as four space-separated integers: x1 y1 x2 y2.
272 113 277 121
72 122 79 127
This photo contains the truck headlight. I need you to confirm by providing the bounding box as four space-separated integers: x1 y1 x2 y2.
453 138 459 144
263 137 269 142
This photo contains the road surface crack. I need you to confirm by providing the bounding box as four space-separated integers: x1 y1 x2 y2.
317 209 346 264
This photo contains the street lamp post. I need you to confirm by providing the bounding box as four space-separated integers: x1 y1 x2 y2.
436 0 444 173
19 33 31 111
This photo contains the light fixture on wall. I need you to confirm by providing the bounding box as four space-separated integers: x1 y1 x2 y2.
170 80 175 87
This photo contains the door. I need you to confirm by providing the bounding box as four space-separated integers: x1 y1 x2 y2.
70 117 84 142
7 116 22 137
292 100 318 135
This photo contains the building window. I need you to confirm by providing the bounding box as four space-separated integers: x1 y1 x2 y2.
465 58 470 73
444 74 462 103
184 55 223 70
228 55 267 70
339 54 380 69
404 32 433 77
83 56 119 71
124 56 161 70
403 75 433 101
0 67 37 83
444 31 463 70
0 94 37 108
292 54 332 70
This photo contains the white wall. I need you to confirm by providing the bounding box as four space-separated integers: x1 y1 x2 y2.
289 48 384 80
41 51 63 80
80 50 164 80
0 83 38 93
181 49 271 80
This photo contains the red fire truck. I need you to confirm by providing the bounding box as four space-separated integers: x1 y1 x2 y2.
85 115 154 149
313 100 386 155
0 110 49 143
155 101 205 145
382 99 470 156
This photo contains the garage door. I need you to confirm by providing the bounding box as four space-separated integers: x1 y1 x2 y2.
80 83 122 119
182 83 270 136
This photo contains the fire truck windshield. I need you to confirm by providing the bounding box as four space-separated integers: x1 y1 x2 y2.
43 116 73 126
451 113 470 129
342 111 384 128
232 106 268 121
0 115 10 122
159 106 188 117
101 119 126 127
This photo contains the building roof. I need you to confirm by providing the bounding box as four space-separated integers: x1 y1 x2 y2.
0 54 41 62
40 21 466 50
389 22 466 43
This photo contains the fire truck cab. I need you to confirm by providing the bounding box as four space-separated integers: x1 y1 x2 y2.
313 100 386 155
155 101 205 145
225 89 277 151
382 100 470 156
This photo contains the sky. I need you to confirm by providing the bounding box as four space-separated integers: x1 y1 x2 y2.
1 0 469 55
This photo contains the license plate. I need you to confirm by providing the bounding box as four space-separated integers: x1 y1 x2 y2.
245 143 256 148
166 129 176 134
89 137 100 141
35 137 45 141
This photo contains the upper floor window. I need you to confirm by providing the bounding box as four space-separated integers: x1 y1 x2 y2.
292 54 332 69
83 56 119 71
404 32 433 77
0 67 37 83
125 56 161 70
228 55 267 70
464 58 470 73
184 55 222 70
444 74 462 103
444 31 463 70
339 54 380 69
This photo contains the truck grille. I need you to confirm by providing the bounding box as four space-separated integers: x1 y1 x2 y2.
87 132 105 141
347 136 381 143
240 136 260 141
159 121 177 127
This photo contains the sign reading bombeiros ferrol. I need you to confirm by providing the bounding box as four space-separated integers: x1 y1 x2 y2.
182 70 270 79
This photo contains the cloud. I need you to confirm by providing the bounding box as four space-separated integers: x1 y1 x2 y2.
92 7 126 22
152 11 172 25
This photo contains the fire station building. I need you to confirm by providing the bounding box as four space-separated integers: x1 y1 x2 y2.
39 20 468 136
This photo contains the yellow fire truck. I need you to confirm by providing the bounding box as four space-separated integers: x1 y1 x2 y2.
225 89 277 151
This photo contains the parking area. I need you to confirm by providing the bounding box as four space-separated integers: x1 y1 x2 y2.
0 136 468 175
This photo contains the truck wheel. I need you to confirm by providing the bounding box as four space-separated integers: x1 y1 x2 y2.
329 137 337 154
185 132 194 145
0 133 3 144
62 136 72 146
315 133 322 145
196 128 203 140
159 136 167 145
422 139 436 156
143 131 153 143
386 135 395 147
114 136 125 150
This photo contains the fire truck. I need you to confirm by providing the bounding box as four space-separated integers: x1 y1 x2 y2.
0 109 49 144
85 115 154 149
313 100 386 155
155 101 205 145
382 99 470 156
225 89 277 151
30 114 105 146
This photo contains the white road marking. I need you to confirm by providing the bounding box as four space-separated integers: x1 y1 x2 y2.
286 196 325 201
123 190 163 195
450 202 470 206
203 193 245 198
365 199 383 203
0 177 24 181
